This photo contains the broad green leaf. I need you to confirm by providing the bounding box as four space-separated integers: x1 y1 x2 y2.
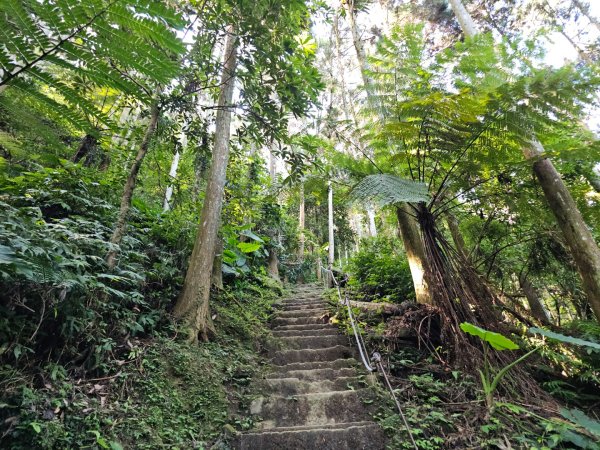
460 322 519 351
237 242 261 253
560 408 600 437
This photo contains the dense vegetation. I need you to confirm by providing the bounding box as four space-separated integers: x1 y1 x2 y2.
0 0 599 448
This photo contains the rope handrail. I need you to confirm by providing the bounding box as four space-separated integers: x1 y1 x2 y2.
320 264 418 450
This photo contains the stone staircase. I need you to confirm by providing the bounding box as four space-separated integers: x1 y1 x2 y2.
237 285 386 449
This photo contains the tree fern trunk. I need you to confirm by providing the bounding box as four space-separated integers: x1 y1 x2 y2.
396 204 431 304
106 101 160 270
173 28 238 342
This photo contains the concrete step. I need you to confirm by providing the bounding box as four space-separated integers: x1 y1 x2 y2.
272 316 330 327
277 308 328 318
271 367 358 381
273 328 340 338
275 358 357 373
261 377 364 395
284 299 325 305
273 323 335 332
271 346 354 365
249 389 374 429
238 422 385 450
279 303 330 311
279 335 349 350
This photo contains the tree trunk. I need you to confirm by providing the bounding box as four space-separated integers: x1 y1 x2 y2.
448 0 479 38
448 0 600 321
163 150 181 212
267 248 280 282
396 205 432 304
518 273 552 326
106 102 160 270
366 204 377 237
211 238 224 290
298 183 305 259
530 154 600 321
173 29 238 342
327 180 335 287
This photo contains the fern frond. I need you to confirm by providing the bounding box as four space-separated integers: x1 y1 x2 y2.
349 174 430 207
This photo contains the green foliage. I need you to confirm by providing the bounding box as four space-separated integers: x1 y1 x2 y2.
530 327 600 351
348 237 415 303
0 0 185 135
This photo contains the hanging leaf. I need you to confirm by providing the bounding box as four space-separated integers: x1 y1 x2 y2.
460 322 519 351
239 229 265 243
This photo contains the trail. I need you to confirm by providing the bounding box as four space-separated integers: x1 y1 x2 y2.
238 284 386 449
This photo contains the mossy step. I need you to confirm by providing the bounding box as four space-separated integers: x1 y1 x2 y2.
238 422 385 450
270 345 354 365
270 367 358 381
273 328 340 338
249 389 374 429
278 335 349 350
272 323 335 332
277 308 328 318
272 316 330 327
261 376 363 395
274 358 357 373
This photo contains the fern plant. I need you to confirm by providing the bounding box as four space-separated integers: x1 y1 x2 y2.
0 0 186 135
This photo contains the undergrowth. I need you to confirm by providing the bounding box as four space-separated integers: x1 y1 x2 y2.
0 165 284 449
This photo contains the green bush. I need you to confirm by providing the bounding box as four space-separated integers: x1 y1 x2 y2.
348 237 414 303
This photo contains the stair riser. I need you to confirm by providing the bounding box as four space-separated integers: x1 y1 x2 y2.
279 304 329 311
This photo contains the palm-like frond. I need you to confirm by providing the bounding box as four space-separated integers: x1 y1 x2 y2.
349 174 430 207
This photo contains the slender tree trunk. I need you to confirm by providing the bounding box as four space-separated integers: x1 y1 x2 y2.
327 180 335 287
106 102 160 270
518 273 552 326
449 0 600 321
397 205 432 304
163 150 181 211
173 29 238 342
298 183 305 259
366 203 377 237
447 0 479 38
267 146 281 282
